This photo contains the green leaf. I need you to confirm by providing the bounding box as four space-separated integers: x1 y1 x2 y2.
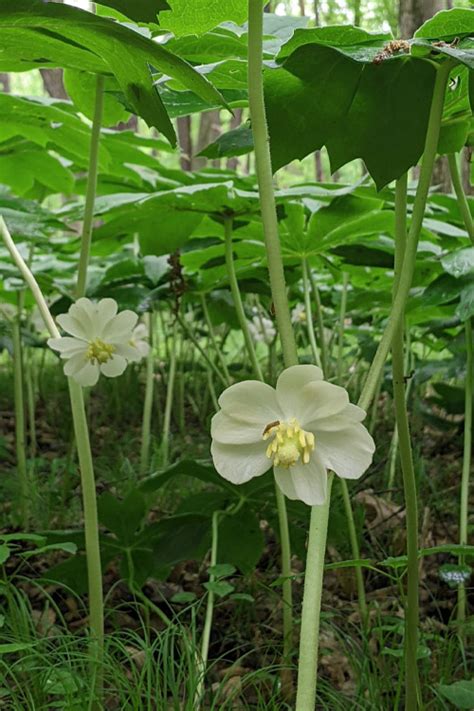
158 0 247 37
63 70 129 128
265 43 436 188
438 118 470 155
208 563 236 578
219 507 264 574
97 0 170 23
143 255 169 285
229 593 254 603
0 1 227 144
148 515 211 568
0 643 33 654
277 25 391 62
171 591 197 604
0 544 11 566
415 8 474 41
203 580 235 597
457 281 474 321
437 680 474 709
98 490 147 545
198 124 253 160
441 247 474 278
21 542 77 558
139 208 203 256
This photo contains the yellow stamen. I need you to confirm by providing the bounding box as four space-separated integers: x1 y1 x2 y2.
86 338 115 364
262 417 315 469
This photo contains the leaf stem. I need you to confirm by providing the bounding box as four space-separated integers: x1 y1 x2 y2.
393 173 420 710
140 311 155 477
302 258 322 368
76 74 105 298
12 295 29 529
247 0 298 368
295 475 333 711
458 317 473 624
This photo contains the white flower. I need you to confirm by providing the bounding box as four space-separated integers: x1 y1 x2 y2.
48 297 140 387
211 365 375 506
291 303 307 324
248 315 276 345
128 322 150 362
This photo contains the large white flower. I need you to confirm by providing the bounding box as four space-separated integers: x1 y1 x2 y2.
211 365 375 506
128 322 150 362
48 297 142 387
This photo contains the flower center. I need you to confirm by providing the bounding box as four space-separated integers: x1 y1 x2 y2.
86 338 115 364
263 418 315 469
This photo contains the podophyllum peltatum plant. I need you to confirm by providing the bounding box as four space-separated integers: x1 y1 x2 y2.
0 1 474 709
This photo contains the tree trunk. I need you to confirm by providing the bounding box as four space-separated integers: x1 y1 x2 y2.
177 116 193 171
353 0 361 26
399 0 444 39
40 68 68 99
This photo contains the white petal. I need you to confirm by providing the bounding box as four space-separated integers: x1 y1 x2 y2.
274 450 328 506
56 313 91 341
132 323 148 340
211 410 263 445
100 355 127 378
316 423 375 479
48 337 86 357
309 403 368 432
211 440 271 484
63 352 88 376
71 361 100 387
276 365 324 417
295 380 350 427
218 380 281 425
102 310 138 341
115 342 143 361
96 298 118 329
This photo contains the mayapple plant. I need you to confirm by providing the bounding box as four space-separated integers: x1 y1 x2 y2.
211 364 375 505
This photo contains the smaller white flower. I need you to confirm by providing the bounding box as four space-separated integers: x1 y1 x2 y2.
128 322 150 362
248 315 276 345
211 365 375 506
291 303 307 324
48 297 140 387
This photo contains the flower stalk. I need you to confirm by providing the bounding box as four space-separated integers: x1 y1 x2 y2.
140 311 155 477
393 173 420 710
12 294 29 529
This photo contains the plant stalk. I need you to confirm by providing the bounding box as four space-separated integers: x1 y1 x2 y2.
458 317 473 623
295 475 333 711
75 74 105 299
12 295 29 529
448 153 474 245
393 173 420 710
140 311 155 477
302 258 322 368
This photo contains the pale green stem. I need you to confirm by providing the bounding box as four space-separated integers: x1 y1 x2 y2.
195 509 219 708
205 365 219 411
295 475 333 711
387 424 400 492
358 61 453 413
247 0 298 368
337 272 349 384
140 312 155 477
458 317 473 623
307 266 329 379
68 379 104 670
448 153 474 245
12 295 29 529
161 321 178 468
223 216 293 664
393 173 420 710
224 216 264 380
25 349 37 461
75 74 105 298
302 259 322 368
200 292 232 384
